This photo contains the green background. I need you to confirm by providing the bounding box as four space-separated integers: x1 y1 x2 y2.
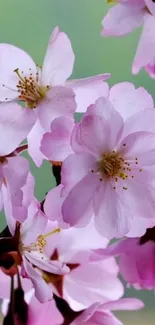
0 0 154 322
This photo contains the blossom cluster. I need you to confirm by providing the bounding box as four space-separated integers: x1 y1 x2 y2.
0 1 155 324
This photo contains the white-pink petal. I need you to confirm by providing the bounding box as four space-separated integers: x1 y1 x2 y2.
0 103 36 156
41 26 75 86
0 43 37 101
41 116 74 161
101 4 144 37
132 14 155 74
37 86 76 131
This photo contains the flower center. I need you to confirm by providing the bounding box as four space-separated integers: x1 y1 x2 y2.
20 228 61 254
14 68 50 108
93 146 143 191
98 151 128 180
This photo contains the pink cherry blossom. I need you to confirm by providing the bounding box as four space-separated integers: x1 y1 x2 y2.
7 201 70 303
0 26 110 167
61 97 155 239
40 82 155 163
43 220 123 311
71 298 144 325
93 227 155 290
101 0 155 77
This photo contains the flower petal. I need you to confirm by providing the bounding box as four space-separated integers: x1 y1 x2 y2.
44 184 68 228
67 75 110 113
123 109 155 138
24 251 70 275
23 257 52 303
132 14 155 74
0 43 37 101
94 182 132 239
61 152 96 189
0 103 36 155
37 86 76 131
62 172 99 227
103 298 144 311
86 97 124 150
101 4 144 36
21 204 47 246
27 120 45 167
40 116 74 161
109 82 154 121
41 26 75 86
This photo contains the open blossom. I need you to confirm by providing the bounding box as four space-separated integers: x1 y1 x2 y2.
93 226 155 290
43 220 123 311
61 97 155 239
7 202 70 303
101 0 155 77
0 26 110 167
71 298 144 325
40 82 154 162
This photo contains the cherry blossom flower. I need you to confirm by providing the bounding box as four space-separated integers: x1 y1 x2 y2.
93 226 155 290
71 298 144 325
0 26 110 166
43 220 123 311
6 201 70 303
101 0 155 77
61 97 155 239
40 82 155 163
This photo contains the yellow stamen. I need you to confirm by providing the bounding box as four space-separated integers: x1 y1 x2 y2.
43 228 61 238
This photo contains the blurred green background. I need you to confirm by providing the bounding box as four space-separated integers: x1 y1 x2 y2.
0 0 154 322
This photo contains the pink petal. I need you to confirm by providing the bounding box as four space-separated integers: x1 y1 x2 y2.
145 0 155 15
71 303 99 325
21 206 47 246
44 184 68 228
23 257 52 303
61 152 96 189
76 114 111 155
40 116 74 161
27 120 45 167
101 4 144 37
123 108 155 138
92 311 123 325
0 103 36 156
94 182 131 239
67 75 110 113
24 251 70 275
0 43 37 101
41 26 75 86
119 131 155 165
28 295 63 325
132 14 155 74
103 298 144 311
86 97 124 150
3 156 29 226
109 82 154 120
64 259 123 311
37 86 76 131
62 172 99 227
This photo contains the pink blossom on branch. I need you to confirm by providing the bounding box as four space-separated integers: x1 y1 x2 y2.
101 0 155 77
61 97 155 239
